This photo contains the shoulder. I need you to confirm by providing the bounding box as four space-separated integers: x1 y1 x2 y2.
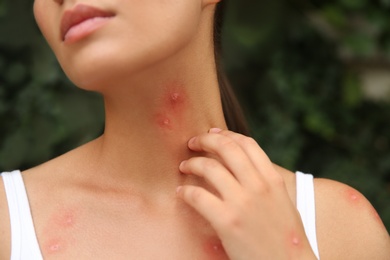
313 178 390 259
0 173 11 259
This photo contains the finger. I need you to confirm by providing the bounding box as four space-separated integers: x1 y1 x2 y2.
216 130 279 182
180 157 241 200
187 133 259 186
176 185 226 227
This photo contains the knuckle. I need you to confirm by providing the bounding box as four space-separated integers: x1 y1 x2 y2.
251 180 270 195
202 158 219 171
238 192 253 208
243 136 258 146
188 187 203 204
186 157 200 168
221 211 242 230
217 137 237 150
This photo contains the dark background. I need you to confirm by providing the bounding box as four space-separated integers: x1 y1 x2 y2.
1 0 389 232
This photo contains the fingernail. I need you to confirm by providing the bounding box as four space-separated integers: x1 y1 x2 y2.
179 160 186 169
188 137 196 145
176 186 183 194
209 128 222 133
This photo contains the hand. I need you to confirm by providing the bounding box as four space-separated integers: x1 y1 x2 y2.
176 129 317 260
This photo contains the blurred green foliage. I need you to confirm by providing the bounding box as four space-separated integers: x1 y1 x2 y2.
0 0 389 233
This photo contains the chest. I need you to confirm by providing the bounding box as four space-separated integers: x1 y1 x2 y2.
34 200 228 260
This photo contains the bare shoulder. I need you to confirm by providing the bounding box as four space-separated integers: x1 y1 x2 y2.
0 139 100 260
314 178 390 259
0 174 11 259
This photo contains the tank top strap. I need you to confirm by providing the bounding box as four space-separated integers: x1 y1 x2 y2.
1 170 43 260
295 171 320 259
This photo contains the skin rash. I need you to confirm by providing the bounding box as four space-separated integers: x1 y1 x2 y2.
344 188 386 228
42 208 78 255
286 229 305 258
153 82 189 132
202 237 228 260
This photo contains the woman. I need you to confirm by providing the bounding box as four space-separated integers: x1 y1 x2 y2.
0 0 389 259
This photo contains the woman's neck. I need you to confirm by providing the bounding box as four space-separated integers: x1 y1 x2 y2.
86 66 227 196
75 14 225 195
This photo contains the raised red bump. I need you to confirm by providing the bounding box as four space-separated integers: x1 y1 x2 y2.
154 82 188 131
203 237 228 259
45 238 64 254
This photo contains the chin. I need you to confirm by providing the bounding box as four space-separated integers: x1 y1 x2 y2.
58 42 145 91
65 61 140 92
60 33 197 92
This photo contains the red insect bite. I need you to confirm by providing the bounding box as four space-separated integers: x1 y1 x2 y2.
52 210 76 228
287 230 304 252
154 85 188 131
45 238 64 254
166 90 185 112
42 208 78 255
170 92 180 105
344 188 386 229
155 114 173 130
203 237 228 260
345 188 361 203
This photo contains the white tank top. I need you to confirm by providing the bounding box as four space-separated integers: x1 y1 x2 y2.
1 170 320 259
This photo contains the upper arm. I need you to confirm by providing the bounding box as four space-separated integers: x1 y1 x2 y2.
0 176 11 259
314 178 390 259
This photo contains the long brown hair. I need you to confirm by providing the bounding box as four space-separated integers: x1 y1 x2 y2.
214 1 250 135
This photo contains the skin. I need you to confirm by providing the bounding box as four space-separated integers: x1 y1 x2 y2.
177 129 315 259
0 0 389 259
153 82 189 132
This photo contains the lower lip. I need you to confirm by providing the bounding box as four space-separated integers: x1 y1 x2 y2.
64 16 113 44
